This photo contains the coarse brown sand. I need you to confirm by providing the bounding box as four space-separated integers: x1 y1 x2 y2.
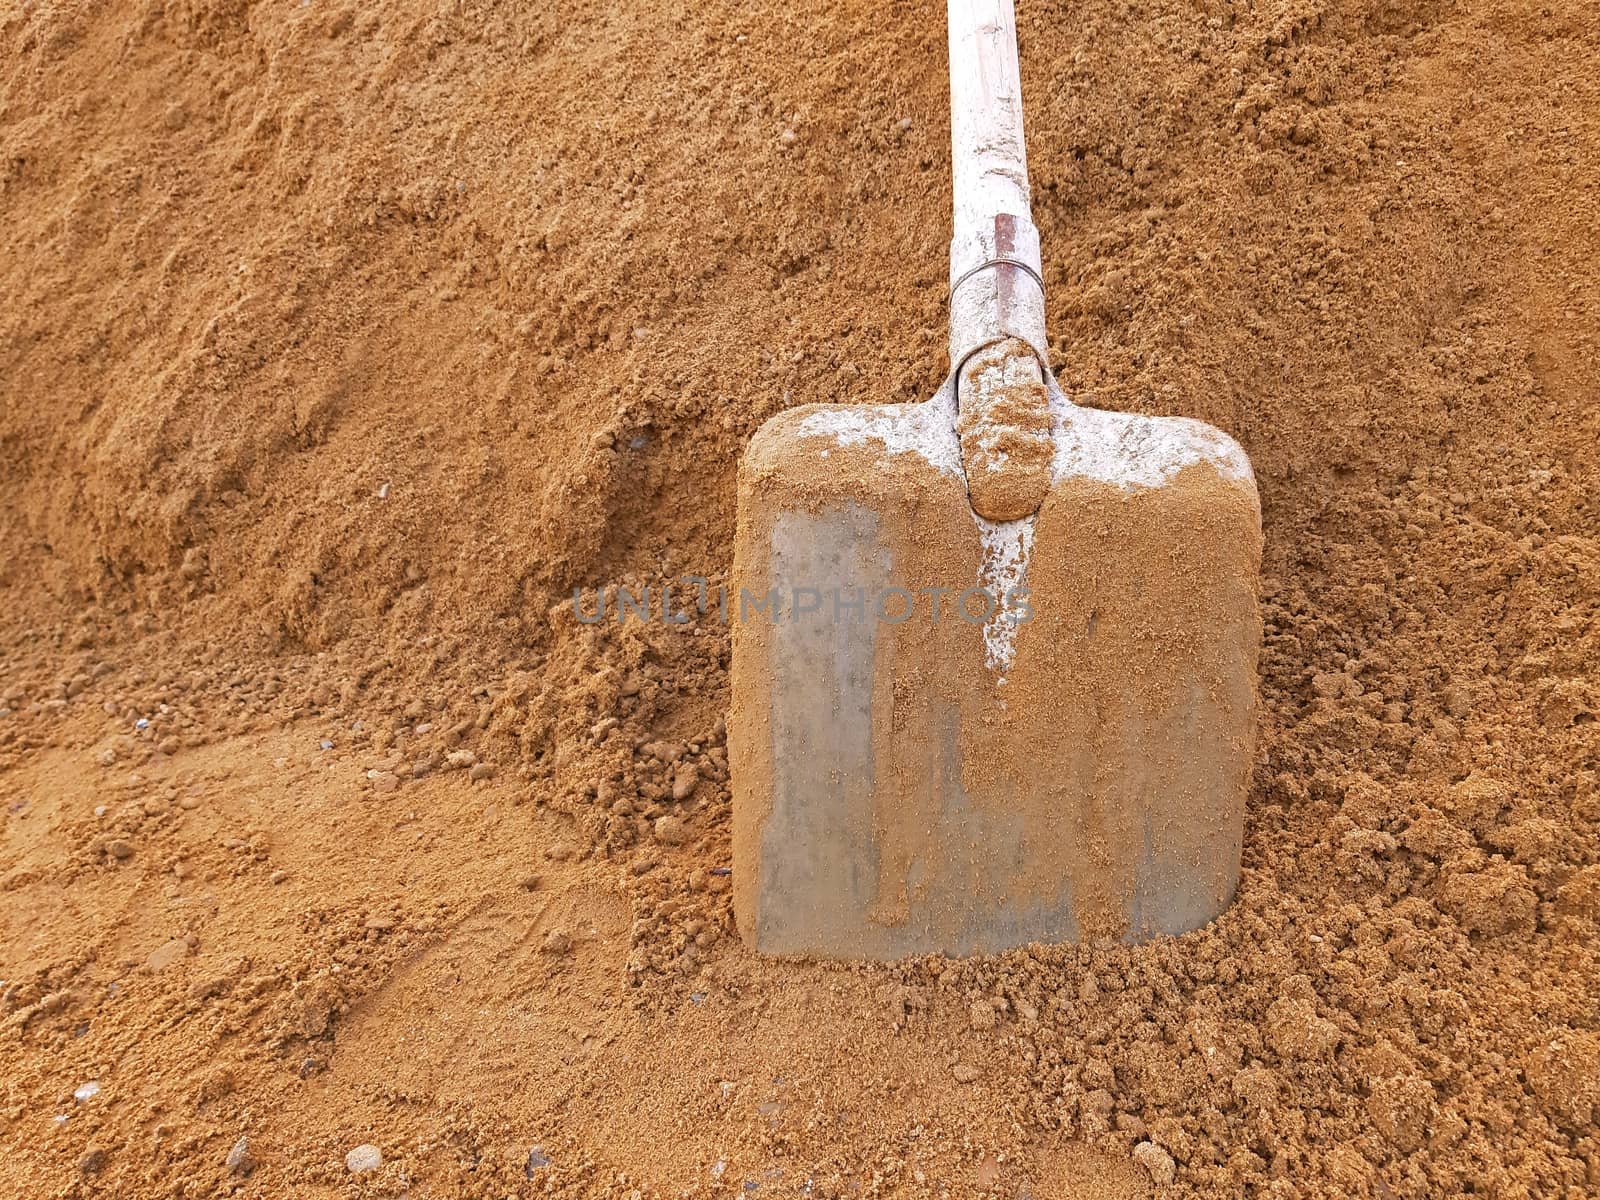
1 0 1597 1197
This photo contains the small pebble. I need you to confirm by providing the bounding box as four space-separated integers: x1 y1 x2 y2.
468 762 496 782
345 1144 382 1174
225 1135 255 1175
370 771 400 794
654 816 689 845
1133 1141 1176 1186
540 928 573 955
671 765 699 801
74 1081 101 1102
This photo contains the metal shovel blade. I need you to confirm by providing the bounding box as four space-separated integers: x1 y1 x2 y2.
729 376 1261 959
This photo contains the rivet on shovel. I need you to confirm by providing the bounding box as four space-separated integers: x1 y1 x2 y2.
729 0 1263 958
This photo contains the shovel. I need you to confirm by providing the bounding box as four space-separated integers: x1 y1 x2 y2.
729 0 1262 958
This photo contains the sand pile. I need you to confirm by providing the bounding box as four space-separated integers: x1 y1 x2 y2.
1 0 1597 1195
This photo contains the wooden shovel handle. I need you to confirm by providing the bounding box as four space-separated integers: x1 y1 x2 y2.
947 0 1049 369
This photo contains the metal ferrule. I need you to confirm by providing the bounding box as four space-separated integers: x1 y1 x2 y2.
948 213 1048 368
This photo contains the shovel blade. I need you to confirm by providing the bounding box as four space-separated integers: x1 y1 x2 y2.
730 381 1262 959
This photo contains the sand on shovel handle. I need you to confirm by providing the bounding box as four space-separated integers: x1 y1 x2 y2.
956 339 1053 522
